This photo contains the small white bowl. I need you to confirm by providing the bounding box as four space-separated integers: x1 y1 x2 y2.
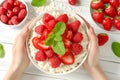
89 1 120 34
0 0 28 28
26 10 90 75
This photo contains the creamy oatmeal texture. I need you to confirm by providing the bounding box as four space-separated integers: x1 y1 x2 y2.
27 11 89 74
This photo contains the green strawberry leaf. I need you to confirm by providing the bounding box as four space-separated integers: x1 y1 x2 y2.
0 44 5 58
44 34 55 46
54 34 62 41
52 22 66 35
52 41 65 55
31 0 46 7
112 42 120 58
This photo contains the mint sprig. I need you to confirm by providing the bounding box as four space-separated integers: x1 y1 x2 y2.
112 42 120 58
31 0 46 7
0 44 5 58
45 22 66 55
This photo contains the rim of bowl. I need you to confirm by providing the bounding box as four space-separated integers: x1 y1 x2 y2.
26 10 90 75
0 0 28 28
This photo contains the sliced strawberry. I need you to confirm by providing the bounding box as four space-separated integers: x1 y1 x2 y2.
72 32 83 43
68 20 80 32
45 48 55 58
59 51 74 65
35 50 47 61
38 43 49 50
56 14 68 23
48 56 61 68
45 19 57 31
35 25 45 35
71 43 83 55
63 39 71 48
42 13 54 24
40 29 49 40
32 37 49 50
66 30 73 40
97 33 109 46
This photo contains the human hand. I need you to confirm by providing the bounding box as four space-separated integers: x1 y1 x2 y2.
11 20 33 73
83 26 99 72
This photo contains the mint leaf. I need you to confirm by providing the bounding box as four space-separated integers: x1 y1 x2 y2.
52 41 65 55
112 42 120 58
0 44 5 58
54 34 62 41
31 0 46 7
53 22 66 35
45 34 55 46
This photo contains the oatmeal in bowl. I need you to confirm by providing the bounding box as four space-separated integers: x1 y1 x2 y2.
26 10 89 75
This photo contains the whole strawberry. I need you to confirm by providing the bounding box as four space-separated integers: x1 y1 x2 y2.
102 17 112 31
114 17 120 30
97 33 109 46
92 9 104 23
117 7 120 16
105 4 116 17
91 0 104 10
110 0 119 8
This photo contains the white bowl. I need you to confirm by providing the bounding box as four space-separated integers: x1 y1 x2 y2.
90 1 120 34
0 0 28 28
26 10 89 75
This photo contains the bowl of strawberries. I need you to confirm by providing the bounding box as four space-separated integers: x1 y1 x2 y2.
0 0 28 28
26 10 89 75
90 0 120 33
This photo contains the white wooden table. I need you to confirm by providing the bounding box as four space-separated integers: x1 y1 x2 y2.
0 0 120 80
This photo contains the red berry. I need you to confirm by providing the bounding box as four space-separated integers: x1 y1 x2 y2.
68 0 76 5
63 39 71 48
59 51 74 65
97 33 109 46
40 29 49 40
102 17 112 31
69 20 80 32
45 19 57 31
14 1 21 7
0 15 9 24
45 48 55 58
13 7 20 14
43 13 54 24
35 25 45 35
91 0 104 10
35 50 47 61
56 14 68 23
92 10 104 23
3 1 13 10
73 32 83 43
8 19 13 25
48 56 61 68
7 0 15 5
110 0 119 8
114 17 120 30
7 10 14 18
18 9 27 19
11 16 20 24
0 7 7 15
66 30 73 40
71 43 83 55
19 3 26 9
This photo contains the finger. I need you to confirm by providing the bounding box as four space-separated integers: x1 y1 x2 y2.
79 15 91 29
15 18 35 48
